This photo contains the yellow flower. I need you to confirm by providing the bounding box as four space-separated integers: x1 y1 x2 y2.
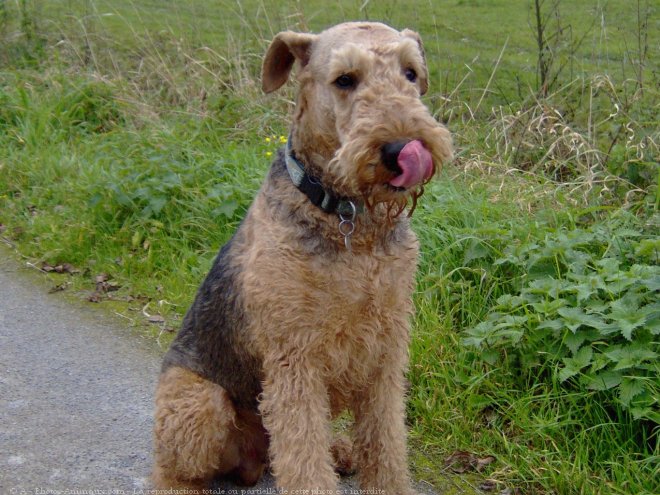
265 151 273 157
279 135 288 144
265 137 271 143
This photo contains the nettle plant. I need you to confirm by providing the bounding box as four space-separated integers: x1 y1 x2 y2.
463 219 659 423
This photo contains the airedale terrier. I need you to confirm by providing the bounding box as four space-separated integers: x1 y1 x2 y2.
153 21 452 494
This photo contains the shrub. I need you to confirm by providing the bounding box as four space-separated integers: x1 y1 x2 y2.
462 213 659 423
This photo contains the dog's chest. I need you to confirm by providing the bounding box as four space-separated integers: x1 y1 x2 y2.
241 208 418 387
311 250 414 385
317 248 410 315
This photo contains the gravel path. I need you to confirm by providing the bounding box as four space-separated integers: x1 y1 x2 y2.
0 255 160 493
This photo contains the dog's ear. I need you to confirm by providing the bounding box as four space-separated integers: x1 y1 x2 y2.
262 31 317 93
401 29 429 95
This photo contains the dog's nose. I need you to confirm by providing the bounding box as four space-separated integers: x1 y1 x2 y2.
381 141 408 175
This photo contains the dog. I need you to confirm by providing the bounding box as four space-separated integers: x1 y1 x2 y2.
153 21 452 494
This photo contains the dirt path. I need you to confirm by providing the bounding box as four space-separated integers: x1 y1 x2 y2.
0 252 444 494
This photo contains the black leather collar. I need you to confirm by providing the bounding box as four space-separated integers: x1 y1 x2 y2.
284 138 362 217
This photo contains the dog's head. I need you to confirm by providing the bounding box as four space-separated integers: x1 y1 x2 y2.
262 22 452 215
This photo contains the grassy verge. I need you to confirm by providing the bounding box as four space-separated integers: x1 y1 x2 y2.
1 1 658 493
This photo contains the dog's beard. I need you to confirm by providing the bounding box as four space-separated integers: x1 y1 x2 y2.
361 182 427 221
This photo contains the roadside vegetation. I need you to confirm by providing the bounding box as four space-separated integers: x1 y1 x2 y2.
0 1 657 493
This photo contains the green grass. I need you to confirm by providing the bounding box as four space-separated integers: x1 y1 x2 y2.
1 1 658 493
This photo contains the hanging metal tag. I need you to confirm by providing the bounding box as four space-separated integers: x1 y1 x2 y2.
338 201 357 252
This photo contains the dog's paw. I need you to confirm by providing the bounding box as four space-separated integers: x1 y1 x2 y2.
330 434 356 476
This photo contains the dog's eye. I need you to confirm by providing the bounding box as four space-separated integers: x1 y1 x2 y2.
334 74 356 90
404 68 417 83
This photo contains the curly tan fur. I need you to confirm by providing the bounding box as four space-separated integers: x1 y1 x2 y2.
152 21 452 494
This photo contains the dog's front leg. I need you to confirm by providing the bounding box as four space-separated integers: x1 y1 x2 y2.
353 350 416 495
259 354 338 492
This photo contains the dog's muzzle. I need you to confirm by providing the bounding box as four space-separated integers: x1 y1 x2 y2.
381 140 433 189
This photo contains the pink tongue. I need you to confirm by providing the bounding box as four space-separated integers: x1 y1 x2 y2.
389 140 433 189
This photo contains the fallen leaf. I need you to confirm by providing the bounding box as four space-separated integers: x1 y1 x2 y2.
42 262 78 274
444 451 472 474
479 480 498 492
87 292 102 303
148 314 166 324
49 282 69 293
97 280 120 293
476 455 496 472
444 450 496 474
60 263 79 274
94 273 120 294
